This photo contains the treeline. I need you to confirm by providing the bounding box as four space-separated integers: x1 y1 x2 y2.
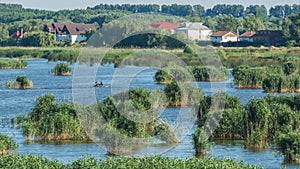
90 3 300 18
1 3 300 47
196 93 300 163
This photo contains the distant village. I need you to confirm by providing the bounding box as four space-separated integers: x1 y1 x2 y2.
11 21 284 47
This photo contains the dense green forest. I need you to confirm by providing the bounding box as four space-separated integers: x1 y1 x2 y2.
0 3 300 47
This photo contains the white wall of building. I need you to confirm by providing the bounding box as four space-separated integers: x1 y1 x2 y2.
187 30 199 40
199 30 212 41
223 36 238 43
211 36 237 43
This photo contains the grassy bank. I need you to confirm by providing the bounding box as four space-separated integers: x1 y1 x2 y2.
1 46 300 68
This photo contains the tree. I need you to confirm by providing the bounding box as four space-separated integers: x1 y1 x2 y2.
282 12 300 43
245 5 267 18
215 15 239 32
243 15 265 32
0 23 9 42
269 5 293 18
193 5 205 17
20 31 55 47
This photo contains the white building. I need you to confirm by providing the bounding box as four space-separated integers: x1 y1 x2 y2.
210 31 238 43
174 22 212 41
44 23 96 44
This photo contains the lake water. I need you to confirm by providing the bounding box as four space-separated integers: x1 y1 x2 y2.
0 58 298 169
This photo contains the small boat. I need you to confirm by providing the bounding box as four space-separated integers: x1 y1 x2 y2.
94 84 110 88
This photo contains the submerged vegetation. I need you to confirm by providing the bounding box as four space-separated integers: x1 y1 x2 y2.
6 75 33 89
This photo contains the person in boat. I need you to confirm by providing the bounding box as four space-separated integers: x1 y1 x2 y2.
95 81 104 87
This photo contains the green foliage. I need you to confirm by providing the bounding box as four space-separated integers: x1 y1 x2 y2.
262 74 300 92
154 64 193 84
243 98 271 149
183 45 194 54
154 69 173 84
51 63 71 75
196 92 300 161
283 61 298 75
286 40 297 48
164 82 202 107
278 131 300 163
153 121 179 143
21 94 88 141
192 66 228 81
0 154 65 168
0 134 17 155
197 93 244 139
282 12 300 43
193 127 208 155
6 75 32 89
243 15 265 31
232 65 267 88
0 154 262 169
215 15 239 32
20 31 55 47
94 88 178 152
0 59 27 69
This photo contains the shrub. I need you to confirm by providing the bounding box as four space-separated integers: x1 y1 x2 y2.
51 63 72 76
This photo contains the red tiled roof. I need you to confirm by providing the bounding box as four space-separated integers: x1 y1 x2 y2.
11 30 25 39
151 22 179 29
253 30 283 38
46 23 66 34
211 31 236 37
240 31 256 37
46 23 96 35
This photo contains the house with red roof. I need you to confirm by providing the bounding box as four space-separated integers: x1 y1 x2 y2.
252 30 284 46
210 31 238 43
151 22 179 34
44 23 96 44
11 29 25 41
239 31 256 42
151 22 179 29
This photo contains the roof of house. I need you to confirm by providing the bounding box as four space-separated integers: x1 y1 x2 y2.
240 31 256 37
45 23 96 35
45 23 66 34
175 22 211 31
151 22 179 29
211 31 236 37
11 30 25 39
253 30 283 38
